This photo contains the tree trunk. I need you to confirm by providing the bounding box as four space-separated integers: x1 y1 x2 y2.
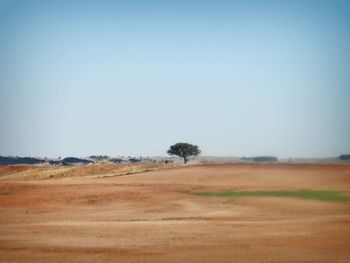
183 157 188 164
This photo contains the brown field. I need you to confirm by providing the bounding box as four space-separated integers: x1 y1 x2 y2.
0 163 350 262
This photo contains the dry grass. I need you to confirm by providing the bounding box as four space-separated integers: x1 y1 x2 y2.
0 166 67 180
50 163 179 179
0 163 179 181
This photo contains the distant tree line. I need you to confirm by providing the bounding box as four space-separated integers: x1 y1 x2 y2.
241 156 278 162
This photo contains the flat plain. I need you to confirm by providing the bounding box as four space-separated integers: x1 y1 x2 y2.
0 163 350 263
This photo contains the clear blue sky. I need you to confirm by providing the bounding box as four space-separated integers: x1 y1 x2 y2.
0 0 349 158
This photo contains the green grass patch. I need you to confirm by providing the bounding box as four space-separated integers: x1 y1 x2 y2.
191 189 350 202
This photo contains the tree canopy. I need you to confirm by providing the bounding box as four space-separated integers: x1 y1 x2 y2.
167 143 201 164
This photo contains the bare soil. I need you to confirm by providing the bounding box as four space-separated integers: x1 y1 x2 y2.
0 164 350 262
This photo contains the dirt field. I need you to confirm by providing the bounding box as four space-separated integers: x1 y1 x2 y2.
0 164 350 262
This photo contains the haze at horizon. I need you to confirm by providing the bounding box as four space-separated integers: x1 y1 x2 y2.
0 0 349 158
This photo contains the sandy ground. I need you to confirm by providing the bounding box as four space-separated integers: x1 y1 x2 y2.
0 164 350 262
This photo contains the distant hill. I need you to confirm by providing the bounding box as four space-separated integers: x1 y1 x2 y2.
0 156 45 165
0 156 94 166
61 157 93 165
339 154 350 161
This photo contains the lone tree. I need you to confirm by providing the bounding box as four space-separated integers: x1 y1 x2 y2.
167 143 201 164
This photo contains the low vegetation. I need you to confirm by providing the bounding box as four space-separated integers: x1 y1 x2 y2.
191 189 350 202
